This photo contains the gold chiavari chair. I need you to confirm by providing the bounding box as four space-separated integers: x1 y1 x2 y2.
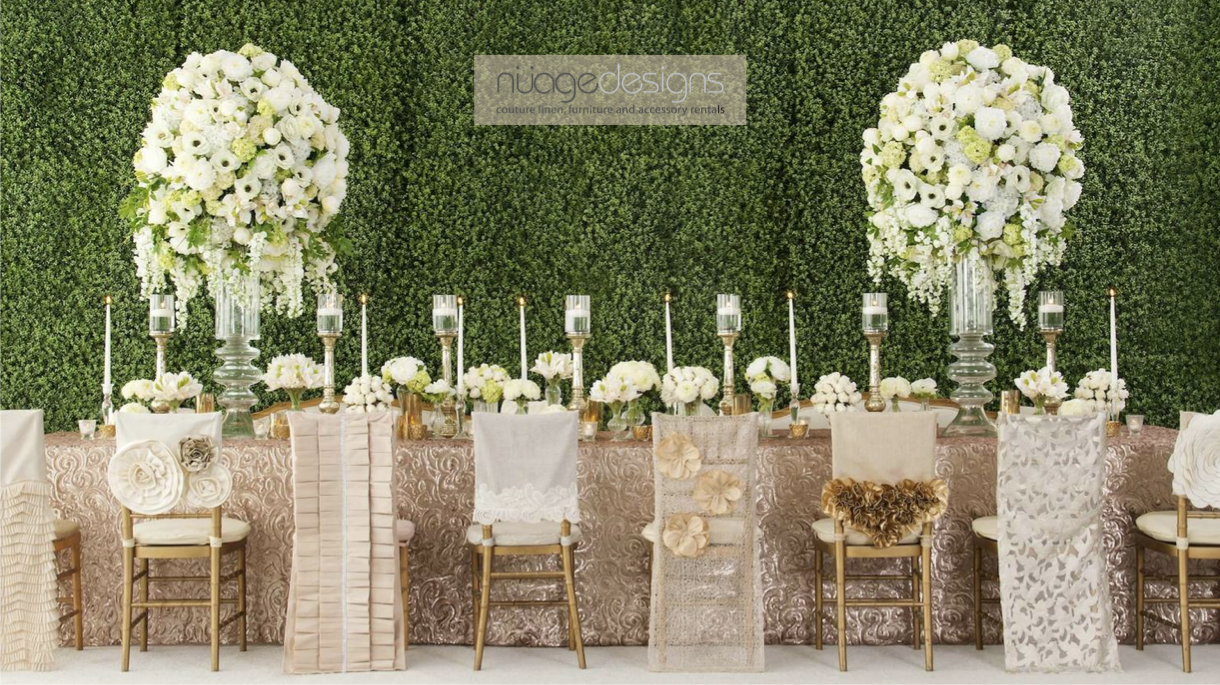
1134 410 1220 673
52 519 84 649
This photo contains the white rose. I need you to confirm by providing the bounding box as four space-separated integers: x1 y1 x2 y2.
1018 120 1043 143
953 83 982 115
974 106 1007 140
262 127 282 146
1042 83 1069 110
995 143 1016 163
138 146 167 174
1029 142 1061 173
905 204 938 228
944 184 964 200
976 210 1006 240
940 42 960 60
948 164 972 187
1063 180 1082 210
966 47 1000 71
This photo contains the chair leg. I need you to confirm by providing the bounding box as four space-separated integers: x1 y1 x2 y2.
400 545 409 651
813 548 823 650
71 536 83 650
237 546 247 652
1179 550 1191 673
1135 545 1144 651
120 546 133 671
921 533 934 672
210 547 221 672
835 536 847 672
469 547 480 649
912 556 921 650
473 545 493 670
562 544 586 669
139 558 149 652
973 543 983 650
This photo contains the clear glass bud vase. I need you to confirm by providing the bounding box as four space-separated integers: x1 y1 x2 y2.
545 379 563 406
943 255 997 436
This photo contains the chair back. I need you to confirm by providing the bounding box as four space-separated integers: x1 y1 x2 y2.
472 412 579 525
110 412 225 515
0 409 47 487
1168 411 1220 509
115 412 222 450
829 412 937 483
1180 410 1206 430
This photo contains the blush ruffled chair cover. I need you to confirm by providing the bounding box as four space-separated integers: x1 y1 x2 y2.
0 410 57 672
282 412 406 674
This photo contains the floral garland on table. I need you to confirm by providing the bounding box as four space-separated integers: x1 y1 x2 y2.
121 44 350 326
861 39 1085 326
502 379 542 413
263 353 322 408
660 366 719 409
746 356 791 413
342 374 392 413
1015 366 1069 411
1073 369 1129 414
462 364 510 404
810 372 863 414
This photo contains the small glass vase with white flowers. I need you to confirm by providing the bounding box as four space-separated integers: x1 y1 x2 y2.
264 354 323 411
502 379 542 414
660 366 720 417
746 356 791 439
532 351 573 406
1015 367 1069 414
879 376 912 412
462 364 510 414
609 361 662 431
590 372 641 441
810 372 863 421
910 378 939 412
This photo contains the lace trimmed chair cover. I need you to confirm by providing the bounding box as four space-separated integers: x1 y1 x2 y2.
283 412 405 674
0 410 57 672
996 413 1120 672
473 412 580 525
648 413 762 673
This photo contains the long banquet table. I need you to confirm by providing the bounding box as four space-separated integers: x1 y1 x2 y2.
44 426 1216 648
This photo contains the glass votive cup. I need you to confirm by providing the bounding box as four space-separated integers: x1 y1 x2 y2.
565 294 591 335
78 419 97 440
253 417 271 440
1126 414 1145 434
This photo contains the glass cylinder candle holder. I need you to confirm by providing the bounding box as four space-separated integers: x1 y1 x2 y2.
317 293 343 334
432 294 458 334
1038 290 1065 332
716 293 742 334
862 293 888 333
149 294 175 334
215 281 261 340
565 295 591 335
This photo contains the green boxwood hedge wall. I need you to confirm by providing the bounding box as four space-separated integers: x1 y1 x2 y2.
3 0 1217 432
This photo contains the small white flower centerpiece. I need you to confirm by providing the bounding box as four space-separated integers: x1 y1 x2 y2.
609 361 662 428
502 379 542 414
342 374 392 413
590 371 642 439
531 351 573 405
1073 369 1129 416
746 356 791 438
910 378 939 411
462 364 510 412
660 366 719 416
879 376 913 412
1015 366 1069 413
810 372 863 416
263 353 322 410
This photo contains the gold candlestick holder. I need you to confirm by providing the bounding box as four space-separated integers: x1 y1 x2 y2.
718 331 739 416
864 331 887 413
1040 330 1063 414
152 332 171 378
318 333 341 413
436 332 458 438
567 333 590 413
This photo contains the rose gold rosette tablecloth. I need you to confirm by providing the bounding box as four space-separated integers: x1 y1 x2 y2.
44 426 1216 648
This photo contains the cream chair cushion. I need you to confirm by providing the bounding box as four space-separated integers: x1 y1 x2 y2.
811 517 920 546
53 518 79 540
396 519 415 543
971 515 998 540
132 517 251 546
1136 511 1220 546
465 521 582 546
641 518 744 545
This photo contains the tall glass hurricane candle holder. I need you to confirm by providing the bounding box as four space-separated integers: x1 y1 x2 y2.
214 279 262 438
317 292 343 414
862 293 888 412
717 294 742 416
433 294 458 335
1038 290 1065 372
943 257 997 436
566 295 592 413
565 295 591 335
433 294 459 437
148 294 175 378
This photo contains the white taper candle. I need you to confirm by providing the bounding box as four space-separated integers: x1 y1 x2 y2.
1108 287 1118 382
787 291 797 393
103 295 112 391
518 296 527 380
664 293 674 372
360 293 369 376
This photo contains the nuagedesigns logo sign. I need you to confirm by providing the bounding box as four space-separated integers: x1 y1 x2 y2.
475 55 746 125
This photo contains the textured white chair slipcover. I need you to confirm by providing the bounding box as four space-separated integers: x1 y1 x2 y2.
0 409 57 672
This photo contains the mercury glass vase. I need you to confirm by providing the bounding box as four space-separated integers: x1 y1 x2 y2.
943 256 997 437
214 279 262 438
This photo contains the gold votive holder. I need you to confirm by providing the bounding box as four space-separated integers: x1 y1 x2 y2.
632 425 652 441
270 412 291 440
1106 420 1121 437
97 424 116 439
1000 390 1021 415
733 393 751 416
789 420 809 439
407 424 428 440
196 393 215 414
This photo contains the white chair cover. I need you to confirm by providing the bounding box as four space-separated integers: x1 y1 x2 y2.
648 414 762 673
0 410 57 672
996 413 1120 672
110 413 226 516
472 412 579 525
829 412 938 483
1168 411 1220 508
283 412 405 673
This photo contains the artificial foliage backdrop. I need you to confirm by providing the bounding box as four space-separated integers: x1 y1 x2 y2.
2 0 1217 431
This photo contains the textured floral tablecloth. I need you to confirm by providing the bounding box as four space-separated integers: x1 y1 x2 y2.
44 426 1214 647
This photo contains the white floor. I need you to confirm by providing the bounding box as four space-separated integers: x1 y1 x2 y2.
5 644 1214 685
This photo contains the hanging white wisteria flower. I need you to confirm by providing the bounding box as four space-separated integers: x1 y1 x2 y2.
861 40 1084 326
121 44 351 326
810 372 863 415
342 374 392 413
1073 369 1129 414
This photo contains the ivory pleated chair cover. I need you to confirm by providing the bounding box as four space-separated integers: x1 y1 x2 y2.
996 413 1120 672
0 410 57 672
472 412 580 525
283 412 405 674
648 413 762 673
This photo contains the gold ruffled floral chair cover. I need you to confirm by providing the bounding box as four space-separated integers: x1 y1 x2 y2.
282 412 405 674
648 413 762 672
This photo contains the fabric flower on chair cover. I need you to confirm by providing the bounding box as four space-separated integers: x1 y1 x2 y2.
662 513 710 558
692 469 743 515
108 440 184 515
656 433 702 480
179 435 217 473
184 462 233 509
820 477 948 548
1168 414 1220 508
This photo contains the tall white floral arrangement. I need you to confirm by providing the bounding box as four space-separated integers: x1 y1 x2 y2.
122 44 350 325
860 40 1084 325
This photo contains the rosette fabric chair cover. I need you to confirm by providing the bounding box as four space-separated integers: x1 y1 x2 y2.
468 412 585 670
983 412 1119 672
814 412 942 672
283 412 406 673
111 412 248 672
1 409 82 670
1135 410 1220 673
648 413 763 673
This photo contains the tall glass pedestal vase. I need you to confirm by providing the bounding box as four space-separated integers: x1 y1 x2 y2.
943 256 997 437
214 280 262 438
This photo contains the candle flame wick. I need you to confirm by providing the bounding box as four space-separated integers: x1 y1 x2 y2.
359 293 369 305
104 294 113 305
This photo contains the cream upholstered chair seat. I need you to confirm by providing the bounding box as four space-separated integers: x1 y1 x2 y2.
812 517 920 546
396 519 416 542
466 521 582 546
1136 511 1220 546
971 516 998 541
132 517 251 546
642 518 743 545
54 518 81 539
